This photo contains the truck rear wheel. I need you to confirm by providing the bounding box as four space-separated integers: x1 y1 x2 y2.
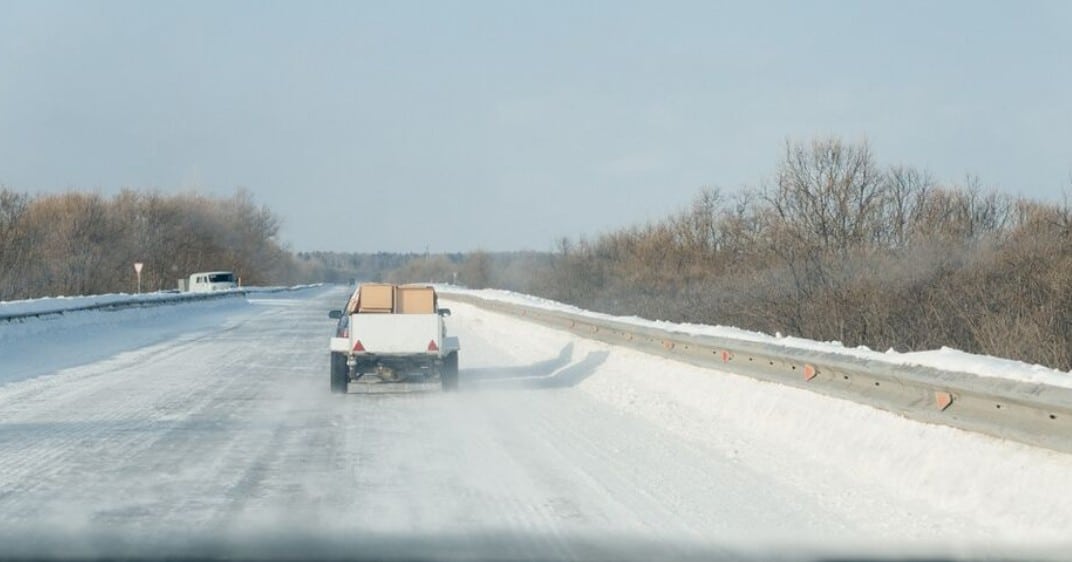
441 351 459 391
330 352 348 394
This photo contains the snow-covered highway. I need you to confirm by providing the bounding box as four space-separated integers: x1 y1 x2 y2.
0 286 1070 559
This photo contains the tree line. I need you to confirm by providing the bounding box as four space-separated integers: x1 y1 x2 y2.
522 138 1072 370
0 188 301 300
304 249 552 291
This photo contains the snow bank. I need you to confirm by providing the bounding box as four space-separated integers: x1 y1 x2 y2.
0 290 237 317
0 284 323 319
0 285 324 386
442 287 1072 390
448 299 1072 544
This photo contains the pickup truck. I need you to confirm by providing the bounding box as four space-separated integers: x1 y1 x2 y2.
328 283 460 393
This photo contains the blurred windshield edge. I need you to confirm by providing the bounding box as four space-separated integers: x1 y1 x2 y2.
0 530 1067 562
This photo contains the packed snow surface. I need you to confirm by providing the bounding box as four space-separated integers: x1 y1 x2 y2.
445 287 1072 390
0 285 1069 559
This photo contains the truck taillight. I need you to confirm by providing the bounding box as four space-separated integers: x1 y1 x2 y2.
427 339 439 352
352 340 366 352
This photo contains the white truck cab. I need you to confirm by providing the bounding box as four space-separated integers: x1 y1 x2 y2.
188 271 238 292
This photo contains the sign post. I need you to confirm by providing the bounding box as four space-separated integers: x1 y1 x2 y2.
134 262 144 294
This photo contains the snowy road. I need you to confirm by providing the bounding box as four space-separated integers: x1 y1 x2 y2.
1 287 1070 558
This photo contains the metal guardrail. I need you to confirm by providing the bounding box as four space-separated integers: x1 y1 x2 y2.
444 292 1072 455
0 291 248 323
0 285 317 323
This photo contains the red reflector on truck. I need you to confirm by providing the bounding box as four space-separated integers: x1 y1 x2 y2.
352 340 366 352
427 340 439 352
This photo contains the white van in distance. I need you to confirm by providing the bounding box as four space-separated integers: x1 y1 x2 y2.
187 271 238 292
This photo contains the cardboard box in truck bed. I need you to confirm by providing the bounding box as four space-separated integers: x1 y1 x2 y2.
396 285 436 314
355 283 395 313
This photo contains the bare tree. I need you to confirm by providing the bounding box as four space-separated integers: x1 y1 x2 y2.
0 189 30 299
460 250 492 288
882 165 933 248
765 137 886 254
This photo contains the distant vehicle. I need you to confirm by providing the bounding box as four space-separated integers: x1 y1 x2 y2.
328 283 460 393
187 271 238 292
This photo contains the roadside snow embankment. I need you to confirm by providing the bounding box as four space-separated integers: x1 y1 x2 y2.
0 291 231 319
444 287 1072 390
444 297 1072 545
565 325 1072 544
0 290 275 385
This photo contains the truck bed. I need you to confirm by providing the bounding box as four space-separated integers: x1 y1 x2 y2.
348 313 442 354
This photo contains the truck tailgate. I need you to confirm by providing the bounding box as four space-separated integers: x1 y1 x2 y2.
349 314 441 354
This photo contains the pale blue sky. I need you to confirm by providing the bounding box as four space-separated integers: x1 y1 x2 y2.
1 1 1070 252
